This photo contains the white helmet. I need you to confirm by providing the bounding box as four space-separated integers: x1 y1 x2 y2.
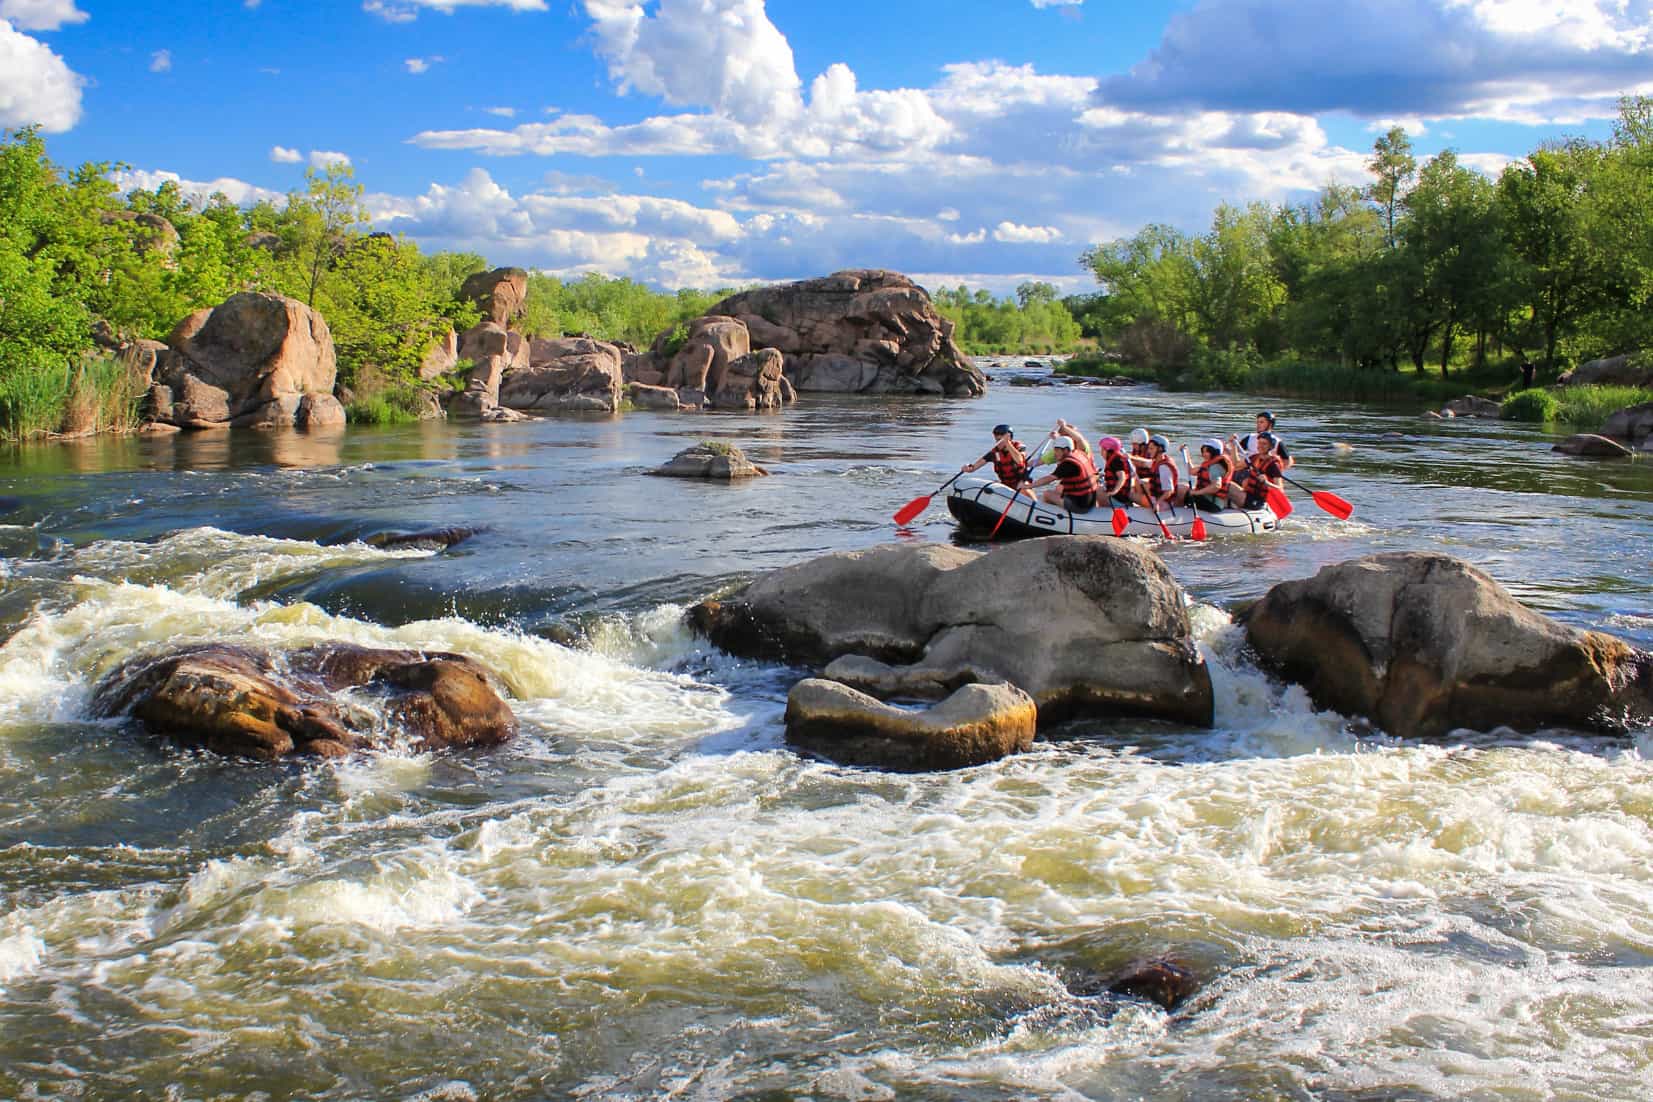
1129 427 1150 445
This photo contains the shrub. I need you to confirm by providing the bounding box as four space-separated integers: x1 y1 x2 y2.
0 358 71 441
346 384 428 425
1501 389 1559 422
660 321 691 358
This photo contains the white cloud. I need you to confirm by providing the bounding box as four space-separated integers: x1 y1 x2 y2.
993 221 1062 244
1029 0 1082 9
366 0 547 18
947 228 987 245
405 56 444 74
937 208 960 222
270 145 302 163
108 168 284 208
308 150 352 169
0 18 83 131
0 0 88 31
483 105 516 117
149 49 171 73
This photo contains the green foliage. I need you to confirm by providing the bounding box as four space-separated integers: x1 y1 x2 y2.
0 359 71 441
932 284 1082 353
698 439 734 455
660 321 691 358
346 389 425 425
520 272 726 346
1500 389 1560 422
1552 384 1653 427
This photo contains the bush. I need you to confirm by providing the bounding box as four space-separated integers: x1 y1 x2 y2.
1552 384 1653 427
1500 389 1559 422
0 358 71 441
346 385 428 425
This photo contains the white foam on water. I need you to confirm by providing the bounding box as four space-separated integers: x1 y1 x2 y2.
0 927 45 986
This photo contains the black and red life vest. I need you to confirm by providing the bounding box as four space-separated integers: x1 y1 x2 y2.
1148 454 1179 496
1241 455 1282 498
989 440 1028 485
1194 455 1231 492
1057 450 1099 499
1102 452 1132 496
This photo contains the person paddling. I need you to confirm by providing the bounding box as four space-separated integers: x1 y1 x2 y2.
1022 435 1098 513
1096 436 1136 507
960 424 1031 492
1179 438 1233 512
1126 427 1154 479
1232 431 1287 510
1143 434 1180 512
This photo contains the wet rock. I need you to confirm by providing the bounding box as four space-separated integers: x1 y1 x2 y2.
689 538 1212 727
155 293 337 430
785 678 1036 771
1068 956 1202 1011
497 336 623 413
626 382 681 411
650 442 768 480
1601 401 1653 448
1243 552 1653 739
295 393 346 429
1441 395 1502 418
364 526 480 551
93 642 517 760
1553 433 1633 458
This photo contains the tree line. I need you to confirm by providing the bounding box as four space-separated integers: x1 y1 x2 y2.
1072 97 1653 386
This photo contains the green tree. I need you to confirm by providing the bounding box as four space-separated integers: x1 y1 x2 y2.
1368 126 1417 249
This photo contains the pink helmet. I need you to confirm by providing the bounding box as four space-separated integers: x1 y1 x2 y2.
1098 435 1121 452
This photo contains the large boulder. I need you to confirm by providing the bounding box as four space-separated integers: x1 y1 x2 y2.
101 210 180 263
650 442 767 479
689 538 1212 727
1442 395 1502 419
1601 401 1653 448
460 266 528 327
153 294 336 430
1553 433 1633 458
711 348 789 411
498 337 623 413
704 270 984 398
419 329 459 380
657 316 750 393
784 679 1036 771
1561 353 1653 388
93 642 518 760
1243 553 1652 739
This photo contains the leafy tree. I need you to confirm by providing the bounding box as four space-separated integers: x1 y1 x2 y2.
1368 126 1417 249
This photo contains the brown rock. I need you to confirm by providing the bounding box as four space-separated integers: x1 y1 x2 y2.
419 329 459 381
660 317 749 394
626 382 681 411
296 393 347 429
459 267 528 327
1243 552 1653 739
498 337 623 413
1564 353 1653 388
784 679 1036 771
1553 433 1633 458
1441 395 1502 419
93 642 517 760
160 293 336 429
1601 401 1653 447
711 348 788 411
650 442 768 479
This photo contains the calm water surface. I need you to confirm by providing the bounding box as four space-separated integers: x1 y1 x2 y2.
1 375 1650 1100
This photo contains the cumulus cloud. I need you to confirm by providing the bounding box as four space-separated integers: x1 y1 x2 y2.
308 150 352 169
1105 0 1653 123
405 56 443 74
0 0 88 31
149 49 171 73
483 105 516 117
270 145 302 162
0 18 84 131
993 221 1062 244
108 167 284 207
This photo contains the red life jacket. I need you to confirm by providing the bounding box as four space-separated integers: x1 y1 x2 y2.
1149 454 1179 495
1102 452 1132 496
1057 450 1099 498
1195 455 1231 492
989 440 1028 484
1242 455 1282 497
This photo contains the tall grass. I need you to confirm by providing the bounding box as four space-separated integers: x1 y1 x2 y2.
1553 385 1653 428
346 387 427 425
1 350 148 441
0 357 71 441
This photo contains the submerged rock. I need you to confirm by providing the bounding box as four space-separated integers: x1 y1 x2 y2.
650 442 768 480
1243 552 1652 739
689 538 1212 727
364 526 480 551
1553 433 1633 458
1601 400 1653 448
784 679 1036 770
1441 395 1502 419
93 642 517 760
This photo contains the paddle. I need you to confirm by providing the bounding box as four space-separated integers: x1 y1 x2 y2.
892 470 965 525
1282 474 1354 520
1266 485 1295 519
1147 497 1177 541
1179 446 1207 541
989 440 1047 538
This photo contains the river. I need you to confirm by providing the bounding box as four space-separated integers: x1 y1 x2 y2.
1 372 1650 1100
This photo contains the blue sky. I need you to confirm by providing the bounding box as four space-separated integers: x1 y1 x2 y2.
3 0 1645 295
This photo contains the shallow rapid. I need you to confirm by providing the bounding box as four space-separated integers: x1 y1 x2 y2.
1 374 1650 1099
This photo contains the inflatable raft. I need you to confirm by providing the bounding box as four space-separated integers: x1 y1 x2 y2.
946 476 1279 539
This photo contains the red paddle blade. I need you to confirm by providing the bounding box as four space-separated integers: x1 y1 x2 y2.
1111 508 1128 536
1191 514 1207 540
892 495 930 525
1312 490 1354 520
1267 486 1294 518
988 494 1018 538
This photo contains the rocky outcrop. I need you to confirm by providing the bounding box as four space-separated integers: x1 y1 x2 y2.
711 348 787 411
93 642 518 760
656 316 749 393
708 270 984 398
784 679 1036 770
626 382 681 411
497 337 622 413
101 210 180 263
650 442 768 479
452 321 529 414
460 267 528 327
1561 353 1653 388
1243 553 1653 739
1442 395 1502 419
688 538 1212 727
1601 401 1653 450
419 329 459 380
1553 433 1633 458
148 293 337 430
